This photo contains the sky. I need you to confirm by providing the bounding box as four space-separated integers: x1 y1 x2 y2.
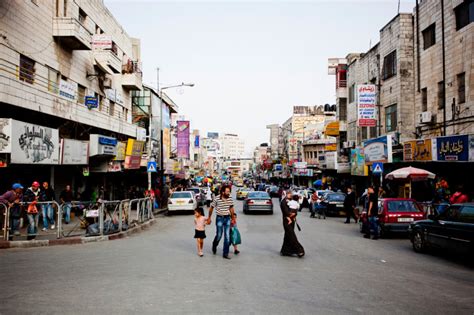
105 0 415 155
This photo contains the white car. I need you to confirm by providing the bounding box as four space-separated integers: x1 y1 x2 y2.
168 191 197 212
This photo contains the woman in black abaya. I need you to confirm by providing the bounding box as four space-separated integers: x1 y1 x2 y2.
280 191 305 257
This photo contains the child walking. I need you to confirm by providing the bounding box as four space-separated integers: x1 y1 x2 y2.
194 207 207 257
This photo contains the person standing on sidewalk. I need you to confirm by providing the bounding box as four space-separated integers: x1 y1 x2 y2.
60 185 74 224
0 183 23 236
23 181 41 240
344 187 357 224
40 181 56 231
206 185 236 259
364 186 379 240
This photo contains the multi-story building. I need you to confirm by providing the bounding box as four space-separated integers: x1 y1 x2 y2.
266 124 282 160
0 1 143 195
414 0 474 137
219 133 245 160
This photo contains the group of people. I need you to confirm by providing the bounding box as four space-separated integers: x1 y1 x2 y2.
0 182 75 239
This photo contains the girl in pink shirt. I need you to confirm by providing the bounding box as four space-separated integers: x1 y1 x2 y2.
194 207 207 257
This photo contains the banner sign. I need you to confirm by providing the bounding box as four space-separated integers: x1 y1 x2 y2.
10 120 59 164
351 148 368 176
293 168 313 176
92 34 112 49
325 151 337 169
194 135 200 148
403 139 432 161
357 84 377 127
59 79 77 101
0 118 12 153
124 156 141 169
177 121 190 159
114 141 127 161
436 135 469 161
125 139 145 157
363 135 393 164
325 121 340 136
89 134 117 156
61 139 89 165
85 96 98 109
293 161 307 169
325 143 337 151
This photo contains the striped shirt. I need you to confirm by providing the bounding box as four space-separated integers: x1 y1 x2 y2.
211 195 234 216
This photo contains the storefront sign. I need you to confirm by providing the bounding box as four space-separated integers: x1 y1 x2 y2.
125 139 144 157
85 96 98 110
114 141 127 161
61 139 89 165
105 89 116 102
337 162 350 174
115 90 124 105
177 121 190 159
363 135 393 164
403 139 432 161
325 121 340 136
351 148 368 176
92 34 112 49
10 120 59 164
357 84 377 127
325 143 337 151
59 79 77 101
293 168 313 176
0 118 12 153
325 151 337 169
293 161 307 169
136 128 146 141
89 134 117 156
436 135 469 161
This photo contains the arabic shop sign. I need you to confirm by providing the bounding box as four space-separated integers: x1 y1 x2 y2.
0 118 12 153
435 135 469 161
89 134 117 156
357 84 377 127
59 79 77 101
11 120 59 164
403 139 432 161
363 135 393 164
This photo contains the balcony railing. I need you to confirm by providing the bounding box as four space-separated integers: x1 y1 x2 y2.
53 17 92 50
337 79 347 88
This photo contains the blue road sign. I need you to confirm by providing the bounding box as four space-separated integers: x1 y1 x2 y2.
147 161 157 173
372 162 383 174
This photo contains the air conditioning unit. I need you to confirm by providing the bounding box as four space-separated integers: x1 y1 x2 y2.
103 77 112 88
418 111 432 124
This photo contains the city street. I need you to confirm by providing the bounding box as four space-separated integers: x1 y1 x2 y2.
0 192 473 314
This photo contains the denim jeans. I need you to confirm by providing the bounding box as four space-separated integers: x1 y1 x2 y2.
9 217 20 235
213 215 231 256
42 204 55 228
369 216 379 237
27 213 39 236
310 203 316 216
63 203 72 223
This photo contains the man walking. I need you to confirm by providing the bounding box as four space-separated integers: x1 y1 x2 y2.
60 185 74 224
206 185 236 259
364 186 379 240
40 181 56 231
344 187 357 224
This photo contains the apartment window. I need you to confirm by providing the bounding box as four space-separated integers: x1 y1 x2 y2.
385 104 397 132
349 84 355 103
361 127 368 141
339 98 347 121
78 8 87 24
19 54 35 84
63 0 67 17
437 81 445 109
111 42 118 56
109 101 115 116
123 107 129 121
455 0 474 31
422 23 436 49
370 126 377 138
382 50 397 80
47 67 59 93
457 72 466 104
421 88 428 111
77 84 86 104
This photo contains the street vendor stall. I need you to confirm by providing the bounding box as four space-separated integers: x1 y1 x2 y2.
385 166 436 199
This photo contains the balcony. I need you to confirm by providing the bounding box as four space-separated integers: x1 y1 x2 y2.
122 61 142 90
93 50 122 74
53 17 92 50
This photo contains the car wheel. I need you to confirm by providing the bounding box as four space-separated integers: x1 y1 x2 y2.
413 231 427 253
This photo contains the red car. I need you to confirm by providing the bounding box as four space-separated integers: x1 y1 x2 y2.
359 198 425 237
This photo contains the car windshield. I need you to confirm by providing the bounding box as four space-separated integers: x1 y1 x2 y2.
326 194 345 201
188 188 200 193
171 192 192 199
248 192 270 199
387 200 421 212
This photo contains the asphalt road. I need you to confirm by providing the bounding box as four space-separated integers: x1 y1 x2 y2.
0 192 473 314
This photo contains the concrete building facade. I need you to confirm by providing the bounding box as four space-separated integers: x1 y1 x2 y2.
219 133 245 160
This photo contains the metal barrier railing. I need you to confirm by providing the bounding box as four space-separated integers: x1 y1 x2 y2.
1 203 8 241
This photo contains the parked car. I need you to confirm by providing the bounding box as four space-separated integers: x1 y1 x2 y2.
168 191 197 213
269 186 280 198
236 187 253 200
359 198 425 236
319 192 346 216
187 187 204 206
243 191 273 214
409 203 474 255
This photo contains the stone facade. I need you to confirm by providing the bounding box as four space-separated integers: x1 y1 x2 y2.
0 0 142 137
414 0 474 137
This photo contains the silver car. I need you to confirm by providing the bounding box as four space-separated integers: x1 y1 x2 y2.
243 191 273 214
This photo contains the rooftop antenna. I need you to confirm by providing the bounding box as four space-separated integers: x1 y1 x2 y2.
398 0 401 13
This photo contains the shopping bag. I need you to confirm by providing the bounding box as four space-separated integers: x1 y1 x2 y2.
231 226 241 245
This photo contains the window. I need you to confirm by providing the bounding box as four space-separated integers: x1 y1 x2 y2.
123 107 129 121
385 104 397 132
422 23 436 49
361 127 368 140
455 0 474 31
109 101 115 116
437 81 445 109
77 84 86 104
339 98 347 121
78 8 87 24
349 84 355 103
382 50 397 80
421 88 428 111
370 126 377 138
47 67 59 93
19 54 35 84
457 72 466 104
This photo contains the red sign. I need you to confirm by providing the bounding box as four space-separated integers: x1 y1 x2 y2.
124 156 141 169
358 119 377 127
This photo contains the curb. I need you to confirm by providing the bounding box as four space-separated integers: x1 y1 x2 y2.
0 219 156 250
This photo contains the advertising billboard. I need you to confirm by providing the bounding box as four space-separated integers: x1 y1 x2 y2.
177 121 190 159
363 135 393 164
403 139 433 161
0 118 11 153
357 84 377 127
435 135 470 161
61 139 89 165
